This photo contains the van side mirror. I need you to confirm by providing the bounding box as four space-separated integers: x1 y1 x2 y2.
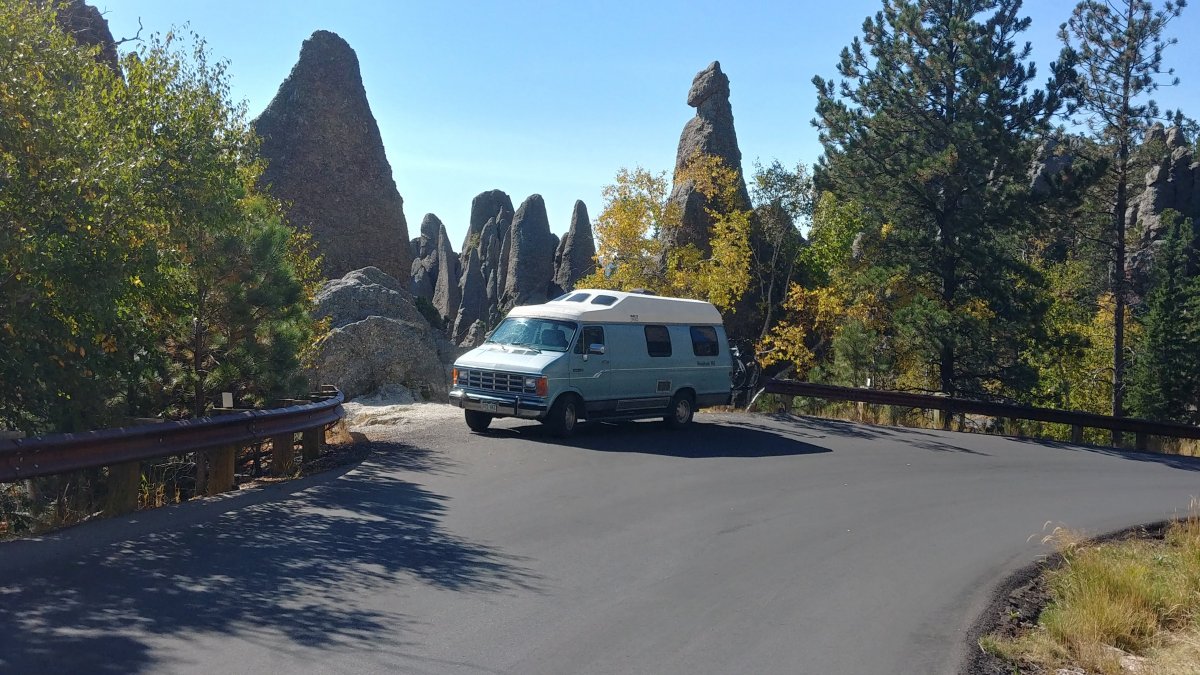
588 344 606 355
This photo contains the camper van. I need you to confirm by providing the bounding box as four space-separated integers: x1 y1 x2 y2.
448 289 733 437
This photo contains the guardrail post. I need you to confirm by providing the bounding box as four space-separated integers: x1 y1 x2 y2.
301 426 322 463
205 445 236 495
271 433 296 476
1136 432 1148 452
1070 425 1084 445
104 461 141 516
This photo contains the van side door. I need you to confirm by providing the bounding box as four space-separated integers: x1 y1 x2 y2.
570 325 612 412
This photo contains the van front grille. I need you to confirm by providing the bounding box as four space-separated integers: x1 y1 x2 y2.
460 369 537 395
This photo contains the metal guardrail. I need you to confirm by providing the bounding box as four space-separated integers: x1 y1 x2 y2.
0 388 345 483
761 379 1200 443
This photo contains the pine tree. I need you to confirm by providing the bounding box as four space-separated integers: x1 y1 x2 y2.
813 0 1071 398
1059 0 1186 431
1128 212 1199 423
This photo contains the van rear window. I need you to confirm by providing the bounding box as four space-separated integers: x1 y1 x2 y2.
591 295 618 306
690 326 719 356
645 325 672 357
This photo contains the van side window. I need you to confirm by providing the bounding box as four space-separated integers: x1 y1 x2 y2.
574 326 605 354
690 326 719 356
644 325 672 357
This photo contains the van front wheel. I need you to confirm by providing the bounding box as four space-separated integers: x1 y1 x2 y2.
665 392 694 429
465 410 493 432
546 394 579 438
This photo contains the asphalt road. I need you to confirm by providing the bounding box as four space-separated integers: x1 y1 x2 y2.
3 409 1200 675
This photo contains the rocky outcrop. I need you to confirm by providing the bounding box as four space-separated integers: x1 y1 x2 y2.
408 214 441 300
431 219 462 321
53 0 120 73
315 266 426 329
254 31 411 282
311 317 447 400
664 61 751 255
310 268 447 400
553 200 596 292
1029 137 1078 198
450 190 515 343
1127 125 1200 296
502 194 558 309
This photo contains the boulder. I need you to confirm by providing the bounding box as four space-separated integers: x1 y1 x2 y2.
664 61 751 255
254 31 412 282
502 195 558 309
310 316 447 401
315 266 425 329
553 200 597 292
310 267 446 399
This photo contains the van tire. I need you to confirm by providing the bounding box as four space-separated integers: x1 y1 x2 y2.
665 391 694 429
546 394 580 438
465 410 493 432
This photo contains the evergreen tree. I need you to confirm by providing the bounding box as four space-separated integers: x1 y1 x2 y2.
1128 212 1199 423
813 0 1071 398
1059 0 1186 429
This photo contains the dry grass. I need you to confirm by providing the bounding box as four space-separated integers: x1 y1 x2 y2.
984 502 1200 674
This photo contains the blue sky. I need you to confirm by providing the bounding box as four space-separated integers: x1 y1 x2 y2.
101 1 1200 249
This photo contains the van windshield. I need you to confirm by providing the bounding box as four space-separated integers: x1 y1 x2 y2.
486 317 577 353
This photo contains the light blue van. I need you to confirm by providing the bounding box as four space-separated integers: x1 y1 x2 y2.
448 289 733 436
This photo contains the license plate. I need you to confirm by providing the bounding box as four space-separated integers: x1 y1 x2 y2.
483 402 499 412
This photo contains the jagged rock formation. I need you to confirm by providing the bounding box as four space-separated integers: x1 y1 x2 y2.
451 190 517 343
553 200 596 292
53 0 120 73
254 31 411 282
408 214 442 300
431 219 462 321
1029 137 1078 198
310 268 448 400
502 194 559 309
664 61 751 255
1128 125 1200 295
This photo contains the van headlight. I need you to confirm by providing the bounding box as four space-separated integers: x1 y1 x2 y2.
524 376 538 388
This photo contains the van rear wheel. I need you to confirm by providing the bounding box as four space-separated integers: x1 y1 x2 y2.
465 409 493 432
546 394 579 438
665 392 694 429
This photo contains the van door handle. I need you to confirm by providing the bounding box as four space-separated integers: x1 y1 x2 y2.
572 368 583 373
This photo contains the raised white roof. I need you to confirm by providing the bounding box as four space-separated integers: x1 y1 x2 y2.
506 289 723 325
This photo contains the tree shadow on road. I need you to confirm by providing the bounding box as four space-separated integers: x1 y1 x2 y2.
0 444 540 674
1010 436 1200 472
492 415 832 458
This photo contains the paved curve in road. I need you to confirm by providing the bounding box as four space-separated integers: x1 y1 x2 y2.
3 409 1199 674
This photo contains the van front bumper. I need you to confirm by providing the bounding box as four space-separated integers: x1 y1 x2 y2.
449 388 547 419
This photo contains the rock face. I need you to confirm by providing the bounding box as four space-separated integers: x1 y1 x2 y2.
310 268 447 400
254 31 411 282
502 194 558 309
408 214 442 300
54 0 120 73
664 61 751 255
1127 125 1200 296
553 200 596 292
450 190 516 343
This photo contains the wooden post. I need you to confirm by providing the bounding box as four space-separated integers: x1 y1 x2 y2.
1136 432 1148 452
302 427 322 463
104 461 141 516
205 445 236 495
271 433 296 476
1070 425 1084 445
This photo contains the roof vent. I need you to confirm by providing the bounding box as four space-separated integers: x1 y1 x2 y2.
628 288 655 295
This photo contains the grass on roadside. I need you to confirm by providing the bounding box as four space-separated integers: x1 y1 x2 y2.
983 504 1200 674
